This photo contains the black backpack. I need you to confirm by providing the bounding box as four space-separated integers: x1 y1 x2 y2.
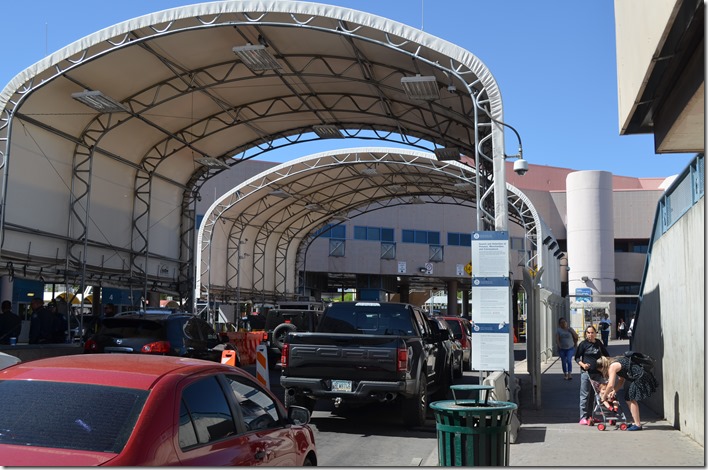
624 350 655 372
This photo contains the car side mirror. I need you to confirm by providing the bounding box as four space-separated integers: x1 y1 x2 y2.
288 405 311 425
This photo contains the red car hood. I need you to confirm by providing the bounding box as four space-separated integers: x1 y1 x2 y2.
0 444 117 466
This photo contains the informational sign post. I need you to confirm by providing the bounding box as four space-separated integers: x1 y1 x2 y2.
471 231 510 278
470 231 511 371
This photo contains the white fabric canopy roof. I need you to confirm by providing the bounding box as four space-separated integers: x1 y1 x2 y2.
0 1 520 306
196 147 544 302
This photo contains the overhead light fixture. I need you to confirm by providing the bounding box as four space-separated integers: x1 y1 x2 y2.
269 189 291 198
313 125 344 139
196 157 229 169
548 241 558 251
433 147 461 161
454 181 473 189
361 167 378 176
409 196 425 205
554 249 563 258
387 184 405 192
305 203 324 211
401 75 440 100
232 44 281 71
331 214 350 221
542 235 553 245
71 90 127 113
581 276 590 283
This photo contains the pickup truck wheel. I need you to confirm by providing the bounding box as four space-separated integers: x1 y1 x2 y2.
284 389 316 413
402 375 427 427
272 323 297 350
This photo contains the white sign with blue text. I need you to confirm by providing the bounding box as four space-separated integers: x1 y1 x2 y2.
470 231 511 372
471 277 511 371
471 231 510 277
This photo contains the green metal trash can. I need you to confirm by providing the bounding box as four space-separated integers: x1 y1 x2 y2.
430 398 517 466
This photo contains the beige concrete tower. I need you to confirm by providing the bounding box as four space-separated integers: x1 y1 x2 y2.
566 171 616 324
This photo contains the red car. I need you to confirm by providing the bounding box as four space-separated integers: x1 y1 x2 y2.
0 355 317 466
442 316 472 371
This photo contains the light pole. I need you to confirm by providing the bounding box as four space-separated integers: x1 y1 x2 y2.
236 241 249 322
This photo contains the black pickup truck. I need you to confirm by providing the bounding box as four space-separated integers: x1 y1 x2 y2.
279 301 455 426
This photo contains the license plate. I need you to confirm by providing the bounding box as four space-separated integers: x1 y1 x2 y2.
331 380 352 392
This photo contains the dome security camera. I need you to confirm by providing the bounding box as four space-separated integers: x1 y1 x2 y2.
513 158 529 176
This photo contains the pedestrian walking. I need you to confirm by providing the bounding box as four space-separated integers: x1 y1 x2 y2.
599 313 611 346
556 317 578 380
618 319 626 339
574 325 610 425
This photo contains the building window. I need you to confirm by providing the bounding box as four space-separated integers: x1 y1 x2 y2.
614 239 649 253
354 225 394 242
315 224 345 239
510 236 525 251
448 232 472 247
402 229 440 245
616 282 640 295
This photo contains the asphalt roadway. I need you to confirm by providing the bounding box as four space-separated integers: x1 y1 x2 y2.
422 338 705 467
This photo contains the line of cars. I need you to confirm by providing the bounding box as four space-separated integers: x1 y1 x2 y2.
0 309 318 466
0 303 474 465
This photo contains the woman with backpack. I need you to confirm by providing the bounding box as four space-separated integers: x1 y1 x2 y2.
596 354 659 431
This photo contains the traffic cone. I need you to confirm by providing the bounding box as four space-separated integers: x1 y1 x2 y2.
221 349 237 366
255 343 270 389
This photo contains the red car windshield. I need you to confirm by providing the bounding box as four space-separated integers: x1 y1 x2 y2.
0 380 147 453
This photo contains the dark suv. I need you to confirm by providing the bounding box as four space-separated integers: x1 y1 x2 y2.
264 309 322 368
83 312 233 363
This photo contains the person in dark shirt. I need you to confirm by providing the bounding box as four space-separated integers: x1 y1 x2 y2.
0 300 21 344
574 325 609 425
28 298 55 344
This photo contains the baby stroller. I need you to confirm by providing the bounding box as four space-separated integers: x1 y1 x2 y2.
589 378 629 431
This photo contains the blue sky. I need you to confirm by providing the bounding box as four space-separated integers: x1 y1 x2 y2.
0 0 695 178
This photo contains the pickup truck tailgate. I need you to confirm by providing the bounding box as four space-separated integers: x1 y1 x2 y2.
285 332 405 381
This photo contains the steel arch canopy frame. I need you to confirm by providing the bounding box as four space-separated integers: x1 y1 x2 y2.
0 1 512 305
196 147 552 304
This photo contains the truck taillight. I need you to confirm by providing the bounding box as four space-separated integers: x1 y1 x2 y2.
397 346 408 372
281 343 289 368
141 341 171 354
84 339 97 352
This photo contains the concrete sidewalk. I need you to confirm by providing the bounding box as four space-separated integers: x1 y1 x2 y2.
422 339 704 466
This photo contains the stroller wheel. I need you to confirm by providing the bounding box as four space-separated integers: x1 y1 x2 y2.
597 423 606 431
619 423 628 431
608 419 615 426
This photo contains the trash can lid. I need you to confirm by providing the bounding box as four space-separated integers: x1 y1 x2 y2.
450 384 495 404
450 384 494 391
429 399 518 413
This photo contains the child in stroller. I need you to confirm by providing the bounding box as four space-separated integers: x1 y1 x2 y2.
589 378 628 431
